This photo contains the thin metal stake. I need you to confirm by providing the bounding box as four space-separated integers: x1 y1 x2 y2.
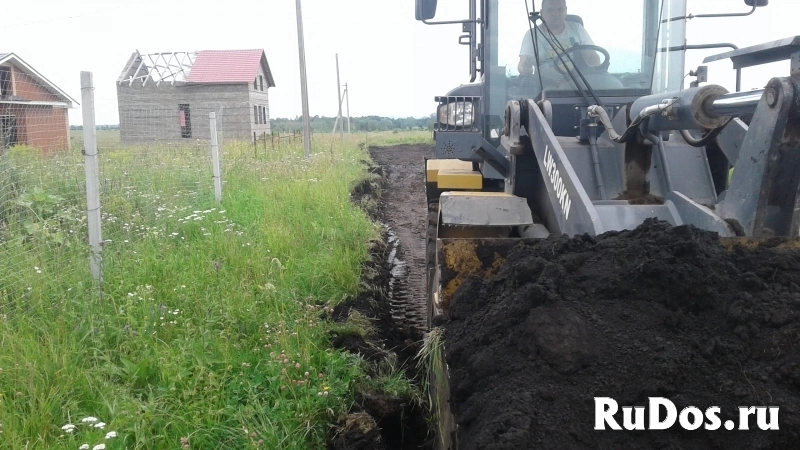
295 0 311 158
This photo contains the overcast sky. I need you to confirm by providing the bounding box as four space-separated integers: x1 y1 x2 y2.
4 0 799 125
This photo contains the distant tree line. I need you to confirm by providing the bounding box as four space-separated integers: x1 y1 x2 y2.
70 125 119 130
271 115 437 133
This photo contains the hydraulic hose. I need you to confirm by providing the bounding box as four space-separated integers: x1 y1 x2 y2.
587 101 675 143
680 122 729 148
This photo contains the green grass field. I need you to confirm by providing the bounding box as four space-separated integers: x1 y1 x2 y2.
0 131 431 449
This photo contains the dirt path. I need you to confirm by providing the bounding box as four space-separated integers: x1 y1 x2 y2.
370 144 433 333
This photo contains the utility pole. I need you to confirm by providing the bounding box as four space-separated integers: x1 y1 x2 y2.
295 0 311 158
345 83 351 134
336 53 344 142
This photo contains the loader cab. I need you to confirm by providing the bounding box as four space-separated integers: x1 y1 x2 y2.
423 0 688 144
488 0 687 138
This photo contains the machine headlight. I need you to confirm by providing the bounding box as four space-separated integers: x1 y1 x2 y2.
438 101 475 127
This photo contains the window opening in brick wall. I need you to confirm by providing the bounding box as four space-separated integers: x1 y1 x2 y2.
0 115 18 149
259 75 264 91
0 68 11 97
179 104 192 138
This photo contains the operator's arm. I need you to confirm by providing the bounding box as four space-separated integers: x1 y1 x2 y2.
518 31 536 75
578 26 602 67
518 55 534 75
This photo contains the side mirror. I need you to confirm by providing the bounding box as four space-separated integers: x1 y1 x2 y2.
744 0 768 6
416 0 438 21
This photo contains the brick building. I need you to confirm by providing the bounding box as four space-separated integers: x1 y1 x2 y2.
116 49 275 143
0 53 77 153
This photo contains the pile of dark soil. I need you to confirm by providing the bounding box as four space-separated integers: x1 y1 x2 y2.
444 219 800 449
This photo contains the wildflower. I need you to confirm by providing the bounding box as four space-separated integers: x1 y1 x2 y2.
34 266 41 274
61 423 76 433
94 422 106 429
105 431 117 439
92 444 106 450
295 363 301 369
79 445 90 450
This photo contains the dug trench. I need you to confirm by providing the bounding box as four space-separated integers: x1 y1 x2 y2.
327 143 434 450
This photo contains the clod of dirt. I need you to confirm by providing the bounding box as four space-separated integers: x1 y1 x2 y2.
444 219 800 450
330 413 385 450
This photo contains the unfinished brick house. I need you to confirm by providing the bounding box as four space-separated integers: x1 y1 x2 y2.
0 53 77 153
116 49 275 143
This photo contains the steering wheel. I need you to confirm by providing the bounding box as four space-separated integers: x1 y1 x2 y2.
552 44 611 75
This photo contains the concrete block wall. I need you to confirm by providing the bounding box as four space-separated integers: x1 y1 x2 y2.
250 64 271 138
117 83 256 143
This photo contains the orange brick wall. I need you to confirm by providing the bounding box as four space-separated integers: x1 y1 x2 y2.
11 65 61 102
1 104 69 153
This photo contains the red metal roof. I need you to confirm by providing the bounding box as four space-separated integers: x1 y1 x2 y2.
186 49 275 86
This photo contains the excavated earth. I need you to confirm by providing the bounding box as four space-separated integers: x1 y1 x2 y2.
334 142 800 449
444 220 800 449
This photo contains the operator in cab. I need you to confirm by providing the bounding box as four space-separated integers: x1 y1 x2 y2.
517 0 601 88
